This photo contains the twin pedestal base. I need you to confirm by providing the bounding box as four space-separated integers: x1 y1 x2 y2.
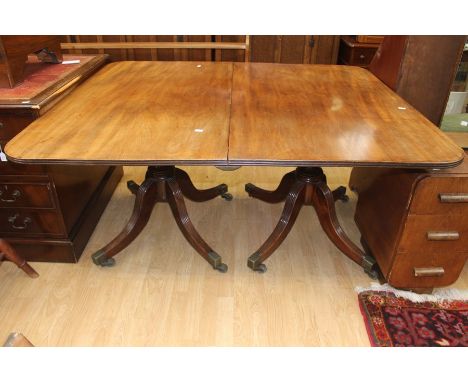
92 166 378 278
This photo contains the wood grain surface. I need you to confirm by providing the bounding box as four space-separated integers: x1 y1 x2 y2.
228 63 464 168
5 61 232 165
5 62 464 168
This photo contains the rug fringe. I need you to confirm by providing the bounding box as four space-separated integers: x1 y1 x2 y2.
355 283 468 303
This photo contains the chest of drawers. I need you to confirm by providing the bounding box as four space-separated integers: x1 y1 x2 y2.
349 154 468 291
338 36 380 67
0 54 122 262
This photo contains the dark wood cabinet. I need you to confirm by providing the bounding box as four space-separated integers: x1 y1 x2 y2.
0 54 122 262
368 36 466 126
350 154 468 290
338 36 380 67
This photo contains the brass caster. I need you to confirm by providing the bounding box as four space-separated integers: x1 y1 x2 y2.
208 251 227 273
362 254 381 280
92 251 116 267
127 180 140 195
247 252 267 273
245 183 255 195
221 193 233 201
215 263 228 273
254 263 267 273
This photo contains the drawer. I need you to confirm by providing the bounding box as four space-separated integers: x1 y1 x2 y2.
390 214 468 288
389 249 466 289
0 177 55 208
410 176 468 215
349 47 377 66
0 209 66 237
399 214 468 253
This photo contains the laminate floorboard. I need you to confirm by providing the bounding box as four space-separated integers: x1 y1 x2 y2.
0 166 466 346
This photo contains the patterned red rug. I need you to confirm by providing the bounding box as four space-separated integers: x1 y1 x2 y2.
357 286 468 347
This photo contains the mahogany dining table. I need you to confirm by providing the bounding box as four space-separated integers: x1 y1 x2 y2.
5 61 464 277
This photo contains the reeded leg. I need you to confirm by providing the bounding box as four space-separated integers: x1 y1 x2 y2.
332 186 349 202
94 166 227 272
91 177 159 267
247 182 306 272
245 171 296 204
313 182 378 278
246 166 378 277
166 179 228 272
0 239 38 278
175 168 232 202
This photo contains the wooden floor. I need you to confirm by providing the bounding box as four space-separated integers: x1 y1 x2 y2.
0 166 467 346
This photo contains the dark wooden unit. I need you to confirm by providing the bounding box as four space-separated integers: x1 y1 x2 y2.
369 35 466 126
338 36 380 67
0 54 122 262
0 36 63 88
350 153 468 290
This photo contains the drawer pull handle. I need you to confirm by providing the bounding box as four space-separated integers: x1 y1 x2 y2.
414 267 445 277
439 193 468 203
0 188 22 203
427 231 459 240
8 214 32 230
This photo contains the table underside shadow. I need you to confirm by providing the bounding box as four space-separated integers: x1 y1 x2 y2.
245 167 379 278
91 166 232 273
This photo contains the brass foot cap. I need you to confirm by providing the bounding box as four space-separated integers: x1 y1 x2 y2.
92 251 116 267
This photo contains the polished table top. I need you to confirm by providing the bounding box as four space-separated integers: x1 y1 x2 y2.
5 61 464 168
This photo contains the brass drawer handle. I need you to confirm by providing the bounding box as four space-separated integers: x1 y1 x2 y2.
439 193 468 203
427 231 459 240
414 267 445 277
7 214 32 230
0 187 22 203
0 122 3 128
